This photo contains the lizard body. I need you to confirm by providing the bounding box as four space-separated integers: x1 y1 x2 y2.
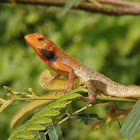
25 33 140 104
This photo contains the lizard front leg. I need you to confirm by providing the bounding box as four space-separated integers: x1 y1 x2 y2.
44 73 61 89
55 65 75 94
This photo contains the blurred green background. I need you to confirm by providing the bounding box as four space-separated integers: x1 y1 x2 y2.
0 2 140 140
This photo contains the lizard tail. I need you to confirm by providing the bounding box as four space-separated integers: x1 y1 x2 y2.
107 83 140 98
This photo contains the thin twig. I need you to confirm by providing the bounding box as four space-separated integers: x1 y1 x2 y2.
48 95 137 130
59 104 92 124
14 97 58 101
45 104 92 135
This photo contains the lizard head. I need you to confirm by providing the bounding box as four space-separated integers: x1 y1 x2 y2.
25 33 59 65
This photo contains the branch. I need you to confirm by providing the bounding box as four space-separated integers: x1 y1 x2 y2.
1 0 140 15
95 0 140 7
96 95 137 103
7 87 137 103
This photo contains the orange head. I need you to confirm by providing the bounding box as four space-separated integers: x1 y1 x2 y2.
25 33 59 65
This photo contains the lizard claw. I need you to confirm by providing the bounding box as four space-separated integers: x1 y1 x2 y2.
43 73 61 90
80 96 96 112
43 77 52 89
55 87 72 95
80 96 95 104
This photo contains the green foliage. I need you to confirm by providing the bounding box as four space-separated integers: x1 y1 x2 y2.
35 132 46 140
8 92 81 140
48 123 63 140
0 1 140 140
70 114 105 125
120 100 140 138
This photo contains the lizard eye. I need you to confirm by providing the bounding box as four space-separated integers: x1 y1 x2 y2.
38 38 44 42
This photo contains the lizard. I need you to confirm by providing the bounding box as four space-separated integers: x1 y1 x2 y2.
24 33 140 105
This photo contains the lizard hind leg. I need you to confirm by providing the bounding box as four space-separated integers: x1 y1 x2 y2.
80 80 96 111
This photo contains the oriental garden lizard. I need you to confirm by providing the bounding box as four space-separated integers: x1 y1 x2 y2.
25 33 140 105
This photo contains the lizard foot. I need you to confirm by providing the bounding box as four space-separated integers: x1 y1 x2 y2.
43 73 61 90
80 96 96 112
80 80 96 112
55 87 72 95
43 77 52 89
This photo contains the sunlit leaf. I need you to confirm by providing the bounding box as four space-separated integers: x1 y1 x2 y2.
25 124 45 131
57 92 81 102
30 117 52 124
11 131 34 140
47 102 66 109
39 110 60 117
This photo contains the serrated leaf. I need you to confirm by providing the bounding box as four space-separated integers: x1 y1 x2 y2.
70 114 105 125
25 124 45 131
120 100 140 138
48 122 63 140
35 132 46 140
57 92 81 102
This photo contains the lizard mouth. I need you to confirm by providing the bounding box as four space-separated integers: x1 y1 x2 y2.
39 48 58 64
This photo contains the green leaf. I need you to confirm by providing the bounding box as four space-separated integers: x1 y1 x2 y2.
70 114 105 125
120 100 140 138
48 122 63 140
35 132 46 140
39 110 60 117
47 102 66 109
31 117 52 124
15 131 34 140
57 92 81 103
25 124 45 131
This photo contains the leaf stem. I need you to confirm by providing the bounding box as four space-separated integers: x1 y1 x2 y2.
14 97 58 101
96 96 137 103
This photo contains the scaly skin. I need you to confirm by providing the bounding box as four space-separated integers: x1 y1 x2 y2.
25 33 140 104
